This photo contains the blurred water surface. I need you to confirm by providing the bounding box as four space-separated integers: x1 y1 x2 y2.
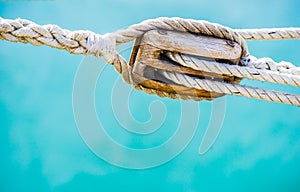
0 0 300 191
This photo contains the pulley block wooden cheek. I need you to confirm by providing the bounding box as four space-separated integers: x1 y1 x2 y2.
128 29 243 100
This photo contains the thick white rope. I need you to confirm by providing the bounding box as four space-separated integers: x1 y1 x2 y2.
166 52 300 86
0 17 249 60
2 17 300 59
0 17 299 105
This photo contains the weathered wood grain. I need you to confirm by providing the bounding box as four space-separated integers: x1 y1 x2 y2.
142 30 242 61
129 29 243 100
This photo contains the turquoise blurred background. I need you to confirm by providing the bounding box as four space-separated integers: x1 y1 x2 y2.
1 0 300 191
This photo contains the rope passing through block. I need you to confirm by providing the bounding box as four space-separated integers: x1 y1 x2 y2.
129 29 243 101
0 17 300 106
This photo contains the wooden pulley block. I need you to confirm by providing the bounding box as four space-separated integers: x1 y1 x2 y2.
129 29 243 100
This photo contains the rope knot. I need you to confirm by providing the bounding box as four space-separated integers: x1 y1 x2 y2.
86 32 116 64
241 55 300 75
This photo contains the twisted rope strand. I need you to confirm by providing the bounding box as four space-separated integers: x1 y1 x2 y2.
235 28 300 40
166 52 300 86
160 70 300 106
